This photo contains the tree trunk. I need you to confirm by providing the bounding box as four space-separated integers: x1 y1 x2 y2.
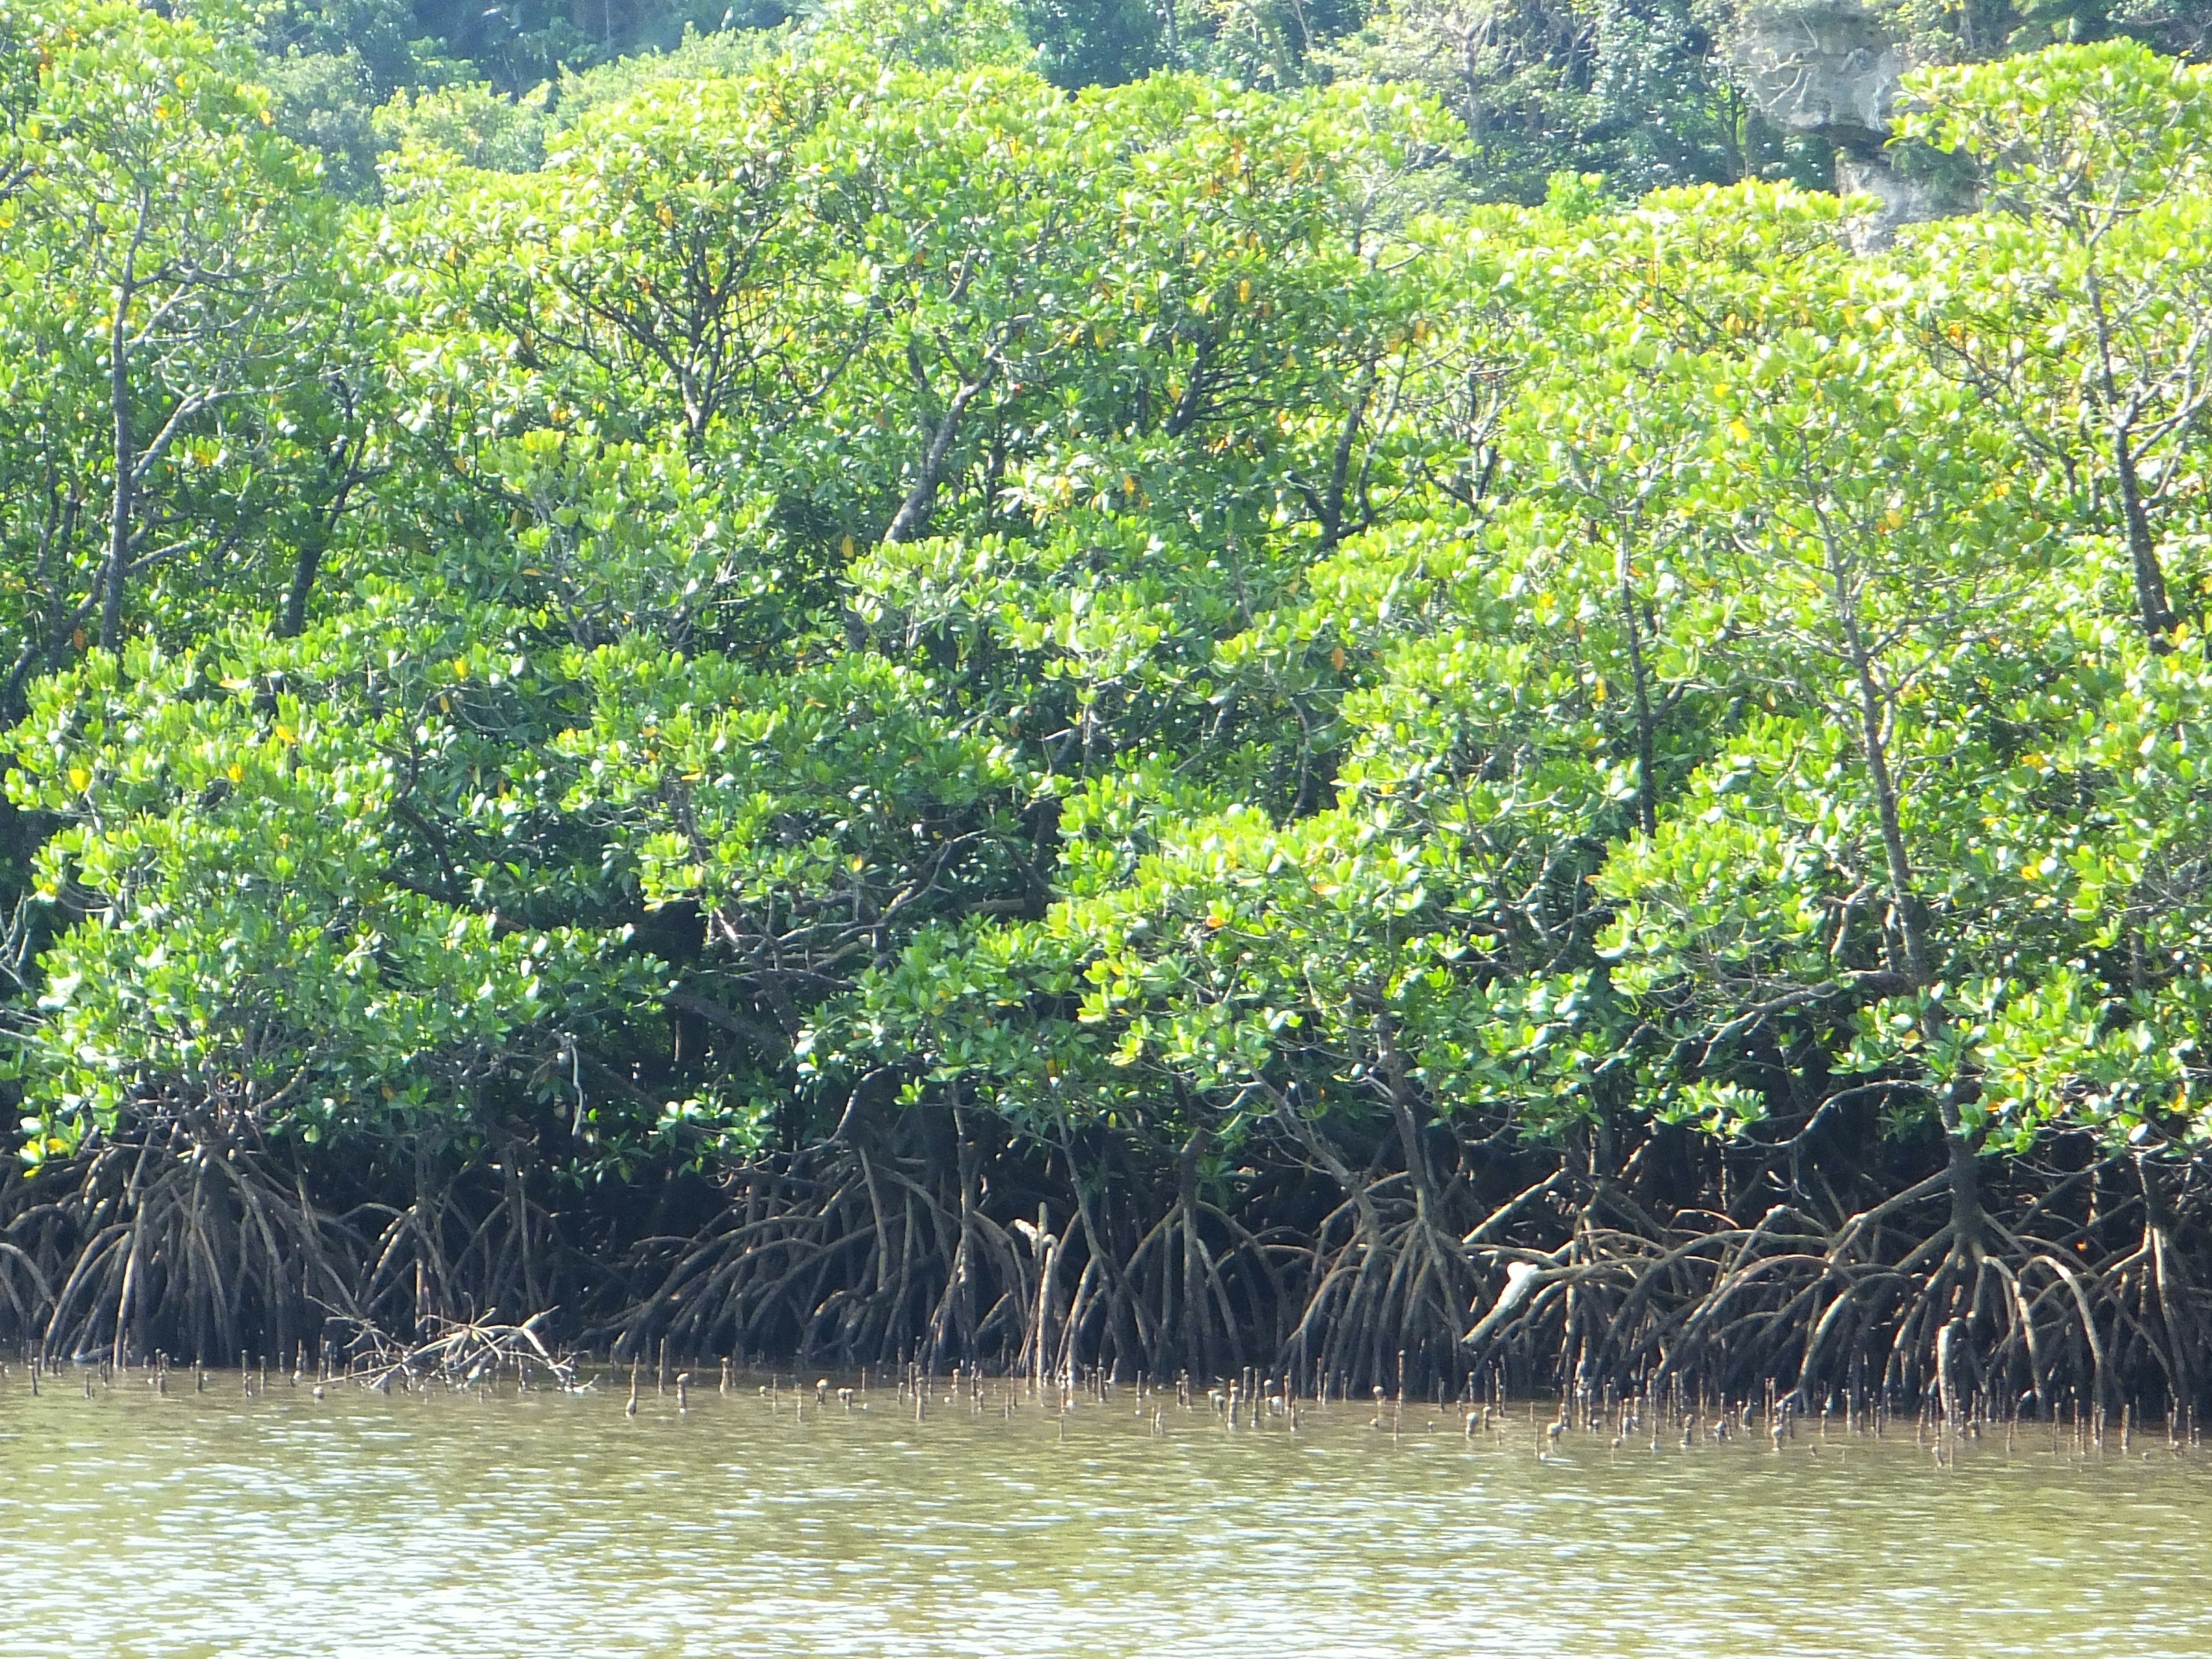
1616 548 1659 837
1177 1126 1207 1378
884 363 997 546
1316 364 1376 551
1828 522 1984 1243
278 537 320 640
104 281 135 653
2114 425 2176 645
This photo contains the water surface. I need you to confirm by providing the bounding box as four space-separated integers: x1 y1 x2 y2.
0 1368 2195 1656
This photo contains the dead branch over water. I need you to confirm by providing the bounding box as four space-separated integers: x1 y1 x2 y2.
344 1315 578 1391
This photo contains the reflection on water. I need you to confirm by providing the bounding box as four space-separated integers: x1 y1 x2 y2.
0 1365 2200 1657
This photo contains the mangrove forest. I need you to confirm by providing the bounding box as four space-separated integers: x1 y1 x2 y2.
6 0 2212 1434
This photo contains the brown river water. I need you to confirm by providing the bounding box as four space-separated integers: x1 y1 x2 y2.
1 1366 2205 1657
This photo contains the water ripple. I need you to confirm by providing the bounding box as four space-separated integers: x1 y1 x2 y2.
1 1378 2202 1657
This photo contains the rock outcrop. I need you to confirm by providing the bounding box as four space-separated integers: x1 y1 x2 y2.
1730 0 1969 248
1733 0 1905 141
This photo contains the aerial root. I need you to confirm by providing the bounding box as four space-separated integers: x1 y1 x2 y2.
34 1132 362 1366
1459 1173 2186 1419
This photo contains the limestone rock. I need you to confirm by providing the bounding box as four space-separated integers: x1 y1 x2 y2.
1730 0 1972 248
1832 149 1942 248
1732 0 1906 144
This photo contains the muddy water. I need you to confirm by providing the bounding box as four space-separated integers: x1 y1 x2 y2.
0 1368 2202 1657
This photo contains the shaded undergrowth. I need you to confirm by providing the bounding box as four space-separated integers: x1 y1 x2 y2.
3 1103 2204 1426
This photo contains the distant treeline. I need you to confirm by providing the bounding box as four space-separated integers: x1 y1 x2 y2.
233 0 2212 200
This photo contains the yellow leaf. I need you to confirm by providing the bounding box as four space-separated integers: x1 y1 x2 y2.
1238 278 1252 304
1728 418 1752 444
227 763 244 783
1331 645 1347 672
67 766 87 790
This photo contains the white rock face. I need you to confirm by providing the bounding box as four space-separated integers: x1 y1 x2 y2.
1730 1 1968 249
1834 148 1961 250
1732 1 1906 142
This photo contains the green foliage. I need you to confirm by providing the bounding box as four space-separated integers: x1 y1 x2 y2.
804 0 1034 68
1321 0 1787 202
373 79 550 172
0 0 364 710
7 605 667 1166
1018 0 1163 87
7 12 2212 1216
1902 39 2212 231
